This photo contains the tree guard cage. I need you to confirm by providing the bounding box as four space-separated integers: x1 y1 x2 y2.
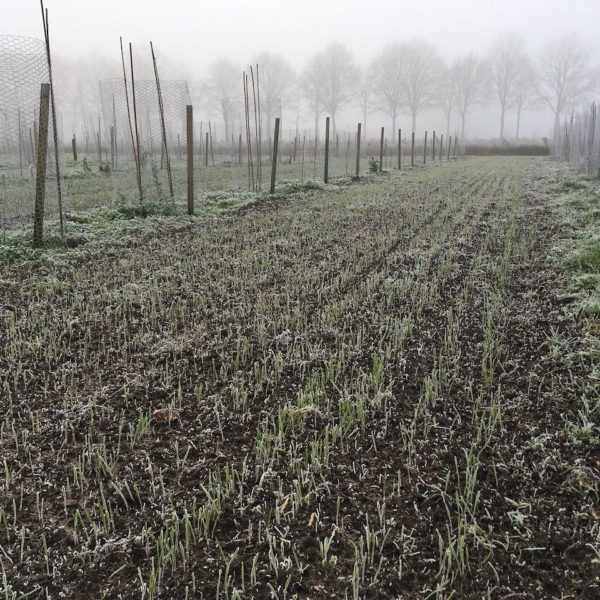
98 79 191 204
0 35 64 238
555 103 600 177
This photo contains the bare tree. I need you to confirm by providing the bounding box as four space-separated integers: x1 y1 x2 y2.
439 64 455 139
371 43 404 140
252 51 295 140
300 41 357 138
488 32 529 140
512 59 538 140
450 53 489 139
538 35 598 137
299 58 322 141
204 58 240 142
400 39 443 134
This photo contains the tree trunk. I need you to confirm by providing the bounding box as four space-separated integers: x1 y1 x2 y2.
461 110 466 140
553 112 561 147
331 114 336 142
499 104 505 140
363 107 367 141
411 112 417 136
515 108 521 141
392 116 396 142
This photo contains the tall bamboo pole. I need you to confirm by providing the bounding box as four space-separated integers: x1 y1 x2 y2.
129 43 143 202
151 41 174 201
355 123 361 176
120 37 142 202
40 2 64 237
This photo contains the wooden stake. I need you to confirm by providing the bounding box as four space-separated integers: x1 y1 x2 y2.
98 116 102 163
151 41 173 200
379 127 384 172
120 38 142 202
270 117 280 194
129 43 143 202
33 83 50 248
40 2 64 237
432 130 436 161
72 134 77 162
301 135 305 181
186 105 194 215
110 126 115 169
324 116 330 183
355 123 361 176
398 128 401 170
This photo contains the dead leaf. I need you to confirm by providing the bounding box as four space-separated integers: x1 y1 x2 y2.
153 408 180 423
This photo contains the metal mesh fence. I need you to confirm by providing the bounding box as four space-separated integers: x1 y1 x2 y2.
0 35 64 238
555 103 600 177
99 78 191 204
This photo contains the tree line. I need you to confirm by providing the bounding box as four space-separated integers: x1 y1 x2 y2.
203 32 598 143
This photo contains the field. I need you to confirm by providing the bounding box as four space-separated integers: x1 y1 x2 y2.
0 156 599 599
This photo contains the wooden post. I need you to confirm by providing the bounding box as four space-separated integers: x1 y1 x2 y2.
398 129 401 170
355 123 361 177
186 105 194 215
209 122 215 166
128 42 143 203
432 131 436 161
411 132 415 167
33 83 50 249
72 134 77 162
301 135 305 181
379 127 384 172
324 116 330 183
423 131 428 164
97 118 102 164
110 126 115 170
151 41 173 200
270 117 280 194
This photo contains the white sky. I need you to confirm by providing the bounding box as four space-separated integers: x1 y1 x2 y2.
2 0 600 137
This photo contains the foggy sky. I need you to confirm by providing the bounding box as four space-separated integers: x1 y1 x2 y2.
3 0 600 138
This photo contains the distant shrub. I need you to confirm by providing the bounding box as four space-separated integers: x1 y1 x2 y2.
464 143 550 156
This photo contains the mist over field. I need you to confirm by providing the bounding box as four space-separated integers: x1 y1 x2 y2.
3 0 600 141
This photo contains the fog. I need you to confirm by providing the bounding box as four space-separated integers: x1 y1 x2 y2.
3 0 600 141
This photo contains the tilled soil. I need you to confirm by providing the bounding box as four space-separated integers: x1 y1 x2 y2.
0 157 598 599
